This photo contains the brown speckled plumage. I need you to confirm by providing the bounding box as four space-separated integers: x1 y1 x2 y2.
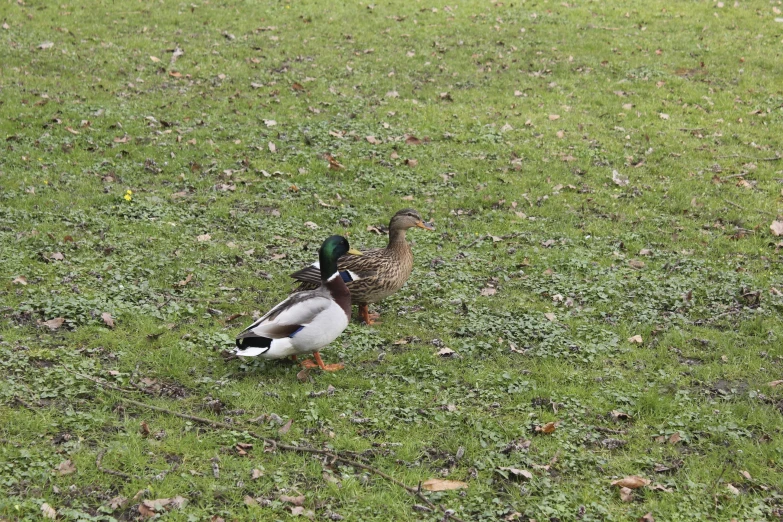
290 209 434 324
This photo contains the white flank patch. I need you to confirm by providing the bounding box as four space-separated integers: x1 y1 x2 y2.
327 272 341 282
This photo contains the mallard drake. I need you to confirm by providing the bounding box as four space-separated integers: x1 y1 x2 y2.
235 235 362 371
290 209 434 325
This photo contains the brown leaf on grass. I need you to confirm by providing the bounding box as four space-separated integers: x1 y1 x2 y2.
268 141 276 153
140 421 151 438
175 273 193 287
640 513 655 522
243 496 258 507
726 483 740 495
51 252 65 261
610 410 631 421
101 312 115 328
366 136 382 144
405 158 418 167
325 154 344 170
628 335 643 344
405 135 422 145
740 470 752 480
668 432 682 444
612 170 629 186
292 82 305 91
278 418 293 435
251 468 264 480
290 506 314 518
390 150 400 160
41 503 57 519
497 467 533 480
437 347 456 357
296 368 311 383
535 421 558 434
55 459 76 475
280 494 305 506
38 41 54 50
43 317 65 330
12 275 27 285
544 313 556 322
548 114 560 120
611 475 650 489
480 287 497 297
629 259 645 269
639 248 652 256
107 496 128 509
767 380 783 387
197 234 211 242
770 220 783 236
421 478 469 491
619 486 634 502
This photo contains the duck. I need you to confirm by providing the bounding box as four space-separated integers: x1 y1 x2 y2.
235 235 362 371
290 209 434 325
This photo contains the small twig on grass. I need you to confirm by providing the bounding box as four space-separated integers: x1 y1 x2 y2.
594 426 627 435
722 198 746 211
71 371 466 522
96 449 142 480
13 395 40 410
716 153 782 161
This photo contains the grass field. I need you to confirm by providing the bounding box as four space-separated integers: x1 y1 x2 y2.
2 0 783 520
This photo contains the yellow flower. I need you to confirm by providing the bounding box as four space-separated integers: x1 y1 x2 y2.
126 190 133 195
124 193 132 201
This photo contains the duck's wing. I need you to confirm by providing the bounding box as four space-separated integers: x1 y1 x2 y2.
236 291 332 354
290 250 380 286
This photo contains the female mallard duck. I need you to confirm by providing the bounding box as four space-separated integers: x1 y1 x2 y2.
290 209 434 325
235 235 362 371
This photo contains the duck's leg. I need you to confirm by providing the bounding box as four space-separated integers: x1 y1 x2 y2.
359 304 380 325
299 352 344 371
314 352 344 371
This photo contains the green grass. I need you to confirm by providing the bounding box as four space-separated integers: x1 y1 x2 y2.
1 0 783 520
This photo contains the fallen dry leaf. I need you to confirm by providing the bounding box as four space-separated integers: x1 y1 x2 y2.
12 275 27 285
619 486 634 502
668 432 681 444
610 410 631 421
405 135 422 145
640 513 655 522
639 248 652 256
38 41 54 50
628 335 643 344
480 287 497 297
405 158 418 167
629 259 645 269
612 170 629 186
611 475 650 489
51 252 65 261
544 312 556 322
55 459 76 475
101 312 115 328
280 494 305 506
268 141 276 153
175 273 193 287
140 421 151 438
726 483 740 495
497 467 533 480
767 380 783 387
251 468 264 480
548 114 560 120
437 347 456 357
107 496 128 510
296 368 311 383
278 418 293 435
770 220 783 237
421 478 469 491
740 470 752 480
535 421 558 434
659 113 670 120
197 234 211 242
43 317 65 330
366 136 382 144
41 503 57 519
